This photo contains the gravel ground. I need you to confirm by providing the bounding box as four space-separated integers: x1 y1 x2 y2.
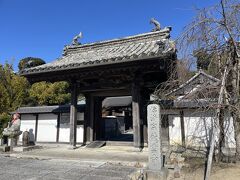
0 155 138 180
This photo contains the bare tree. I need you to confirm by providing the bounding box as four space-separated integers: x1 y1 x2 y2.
177 0 239 179
154 0 239 179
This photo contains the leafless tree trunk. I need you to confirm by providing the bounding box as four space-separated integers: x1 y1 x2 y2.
205 54 230 180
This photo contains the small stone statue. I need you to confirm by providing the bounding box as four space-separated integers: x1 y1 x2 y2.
72 32 83 45
22 130 30 147
2 113 22 146
150 18 161 32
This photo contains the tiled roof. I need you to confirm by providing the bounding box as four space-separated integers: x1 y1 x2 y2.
21 27 175 75
154 71 220 109
102 96 132 108
15 105 85 114
167 70 220 98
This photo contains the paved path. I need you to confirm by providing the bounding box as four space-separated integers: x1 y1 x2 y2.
0 155 138 180
11 145 148 167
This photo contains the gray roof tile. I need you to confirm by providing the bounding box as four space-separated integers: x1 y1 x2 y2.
21 27 175 75
15 105 85 114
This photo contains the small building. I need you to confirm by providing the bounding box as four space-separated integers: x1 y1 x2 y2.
17 105 84 143
160 70 235 149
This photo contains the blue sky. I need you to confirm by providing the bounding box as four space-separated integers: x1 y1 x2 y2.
0 0 219 70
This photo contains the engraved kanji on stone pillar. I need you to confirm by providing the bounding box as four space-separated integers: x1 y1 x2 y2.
147 103 162 171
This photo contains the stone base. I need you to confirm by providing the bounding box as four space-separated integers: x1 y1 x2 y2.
13 145 43 152
144 168 168 180
0 145 11 152
128 169 144 180
9 138 18 147
67 145 77 150
2 130 22 137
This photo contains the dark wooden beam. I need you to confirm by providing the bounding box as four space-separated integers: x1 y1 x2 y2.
84 94 94 143
90 89 131 97
56 113 60 143
78 86 130 93
89 95 95 142
131 80 144 149
94 97 104 140
24 58 169 84
69 81 78 147
180 110 185 147
35 114 39 142
141 91 149 144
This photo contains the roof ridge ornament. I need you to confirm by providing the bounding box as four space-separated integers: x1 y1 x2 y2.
150 18 161 32
72 32 83 45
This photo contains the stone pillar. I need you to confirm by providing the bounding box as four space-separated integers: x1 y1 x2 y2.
147 103 162 170
132 80 143 149
146 103 168 179
69 81 78 147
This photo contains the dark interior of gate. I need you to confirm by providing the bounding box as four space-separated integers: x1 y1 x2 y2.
101 96 133 142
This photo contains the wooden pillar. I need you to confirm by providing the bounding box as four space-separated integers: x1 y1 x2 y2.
35 114 39 142
84 94 94 143
94 97 103 140
141 91 149 144
69 81 78 147
180 110 185 147
56 113 60 143
132 80 143 148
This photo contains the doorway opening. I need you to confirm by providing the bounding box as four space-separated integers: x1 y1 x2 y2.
101 96 133 142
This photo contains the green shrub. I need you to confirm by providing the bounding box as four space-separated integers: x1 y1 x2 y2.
0 113 11 137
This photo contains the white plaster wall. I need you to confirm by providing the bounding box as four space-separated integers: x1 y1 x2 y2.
59 125 84 143
77 113 84 120
59 112 84 143
168 115 182 145
166 110 236 148
224 117 235 148
37 114 57 142
184 116 213 147
19 114 36 142
77 112 84 143
77 125 84 143
59 124 70 143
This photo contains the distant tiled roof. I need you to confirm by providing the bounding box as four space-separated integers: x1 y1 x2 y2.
21 27 175 75
102 96 132 108
15 105 85 114
158 99 215 109
167 70 220 99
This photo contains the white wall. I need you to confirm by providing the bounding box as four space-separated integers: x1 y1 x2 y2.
59 123 70 143
77 125 84 143
168 115 182 145
77 112 84 143
19 114 36 142
20 112 84 143
224 117 235 148
37 114 57 142
166 110 236 148
59 112 84 143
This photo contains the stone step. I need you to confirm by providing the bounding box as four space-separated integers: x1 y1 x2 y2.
106 141 133 146
86 141 106 148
